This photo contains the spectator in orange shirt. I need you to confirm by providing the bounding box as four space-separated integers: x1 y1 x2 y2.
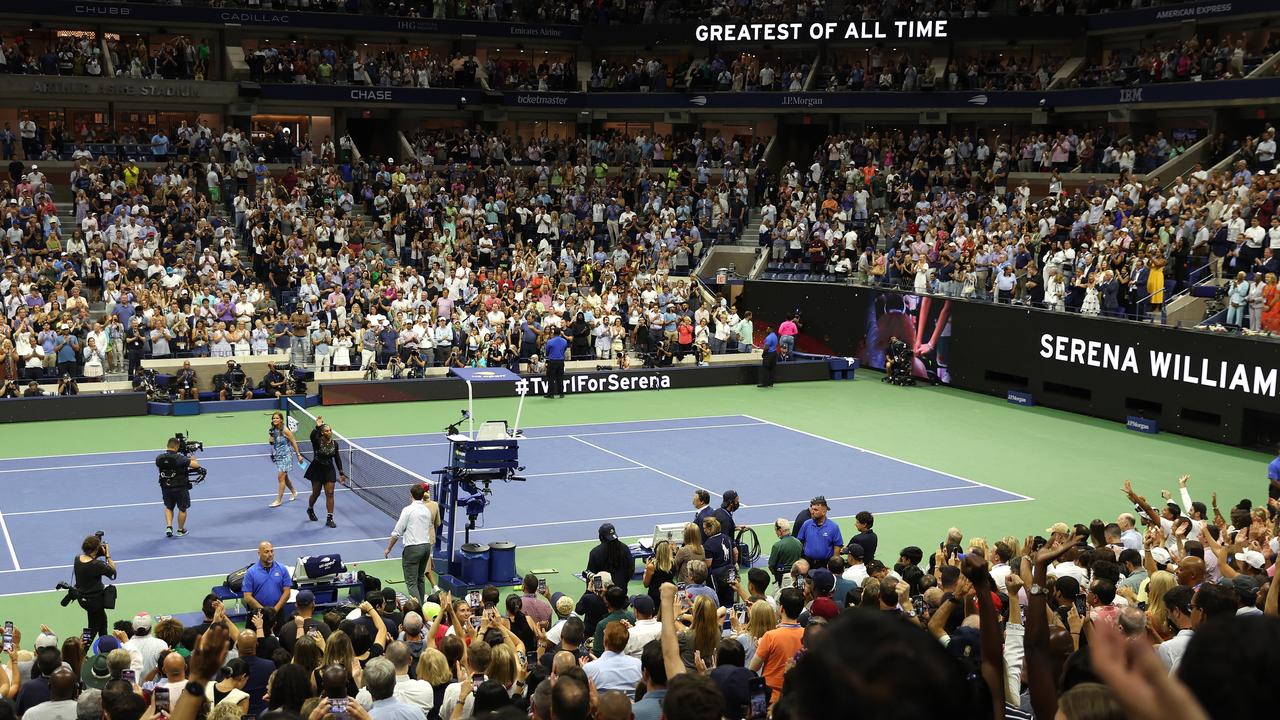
747 587 804 704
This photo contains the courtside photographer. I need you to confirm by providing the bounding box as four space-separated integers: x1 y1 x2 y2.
156 434 206 538
219 359 253 400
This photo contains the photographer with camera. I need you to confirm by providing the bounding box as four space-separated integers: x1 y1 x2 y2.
176 361 199 400
58 374 79 396
0 379 19 398
262 362 288 398
73 533 117 641
219 359 253 400
157 435 202 537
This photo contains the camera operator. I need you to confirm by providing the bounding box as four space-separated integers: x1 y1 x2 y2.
220 359 252 400
156 436 201 538
0 379 19 399
23 380 44 397
653 340 674 368
262 362 288 398
74 533 117 641
58 374 79 396
176 361 199 400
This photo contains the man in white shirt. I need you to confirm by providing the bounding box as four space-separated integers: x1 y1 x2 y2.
621 595 662 659
355 643 433 715
384 483 441 603
1156 585 1195 673
123 614 168 678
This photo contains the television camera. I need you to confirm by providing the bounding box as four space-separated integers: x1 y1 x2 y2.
174 432 209 484
134 368 172 401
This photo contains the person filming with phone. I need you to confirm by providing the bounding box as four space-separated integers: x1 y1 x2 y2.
74 533 117 641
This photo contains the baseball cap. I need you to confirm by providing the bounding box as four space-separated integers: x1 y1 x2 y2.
95 636 121 654
843 542 865 560
809 596 839 620
132 613 153 631
553 594 575 617
599 523 618 542
631 595 656 616
808 568 836 595
296 589 316 607
1217 575 1259 604
34 632 58 650
865 560 887 575
1235 549 1265 570
1045 522 1070 535
810 495 829 508
1149 547 1173 566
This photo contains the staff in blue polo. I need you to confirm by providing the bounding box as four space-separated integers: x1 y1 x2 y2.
543 326 568 398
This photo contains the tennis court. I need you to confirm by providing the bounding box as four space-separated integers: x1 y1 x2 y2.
0 410 1029 597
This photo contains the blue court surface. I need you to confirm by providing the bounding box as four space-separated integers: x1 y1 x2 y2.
0 414 1029 596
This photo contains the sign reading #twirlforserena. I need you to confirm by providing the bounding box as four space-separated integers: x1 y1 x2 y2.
695 20 949 43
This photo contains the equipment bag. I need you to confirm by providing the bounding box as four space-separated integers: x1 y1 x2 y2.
225 565 251 593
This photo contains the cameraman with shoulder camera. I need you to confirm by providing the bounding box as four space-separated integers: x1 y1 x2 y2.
74 533 117 641
220 359 253 400
156 436 202 538
262 362 288 398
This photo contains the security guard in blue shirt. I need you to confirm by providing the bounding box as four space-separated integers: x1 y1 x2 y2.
543 326 568 398
759 325 779 387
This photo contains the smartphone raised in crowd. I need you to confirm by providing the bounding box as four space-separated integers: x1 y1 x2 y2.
303 619 315 635
81 628 94 647
2 621 13 653
121 669 136 684
733 602 748 625
154 686 171 714
465 590 481 608
328 698 349 717
591 575 603 592
537 578 547 593
747 677 769 719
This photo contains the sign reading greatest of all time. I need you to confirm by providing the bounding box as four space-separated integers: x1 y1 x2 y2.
695 19 949 43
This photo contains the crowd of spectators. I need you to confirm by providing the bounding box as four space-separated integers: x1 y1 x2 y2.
0 118 771 390
1073 34 1275 88
2 475 1279 720
0 34 106 77
588 58 677 93
685 55 813 93
756 126 1280 328
242 42 480 89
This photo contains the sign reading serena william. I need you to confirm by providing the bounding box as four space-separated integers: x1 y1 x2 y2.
695 19 949 43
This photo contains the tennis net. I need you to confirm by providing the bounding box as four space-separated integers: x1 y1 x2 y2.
286 398 431 521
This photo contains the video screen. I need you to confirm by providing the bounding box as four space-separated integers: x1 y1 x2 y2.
858 291 953 385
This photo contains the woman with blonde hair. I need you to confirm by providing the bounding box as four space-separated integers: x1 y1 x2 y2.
416 647 453 713
487 644 519 689
678 595 722 671
673 522 706 582
643 540 675 606
317 630 361 691
729 600 777 663
1144 570 1177 641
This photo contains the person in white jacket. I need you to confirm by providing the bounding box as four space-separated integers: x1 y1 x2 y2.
1043 268 1065 312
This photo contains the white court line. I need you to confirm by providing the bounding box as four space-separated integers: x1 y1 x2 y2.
738 414 1034 502
569 435 720 497
5 467 643 517
0 509 21 570
366 421 766 451
0 423 765 475
0 495 1033 597
0 414 754 463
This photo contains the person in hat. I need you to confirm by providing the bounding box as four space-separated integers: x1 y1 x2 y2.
123 613 167 678
586 523 634 594
796 496 843 568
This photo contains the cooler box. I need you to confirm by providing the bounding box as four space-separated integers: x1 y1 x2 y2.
459 543 491 585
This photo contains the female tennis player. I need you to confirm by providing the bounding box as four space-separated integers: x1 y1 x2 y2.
267 411 303 507
303 416 347 528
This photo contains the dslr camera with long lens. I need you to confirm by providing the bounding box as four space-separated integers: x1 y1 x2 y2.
134 368 172 401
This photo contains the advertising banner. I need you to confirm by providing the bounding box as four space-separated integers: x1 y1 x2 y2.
319 360 830 405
